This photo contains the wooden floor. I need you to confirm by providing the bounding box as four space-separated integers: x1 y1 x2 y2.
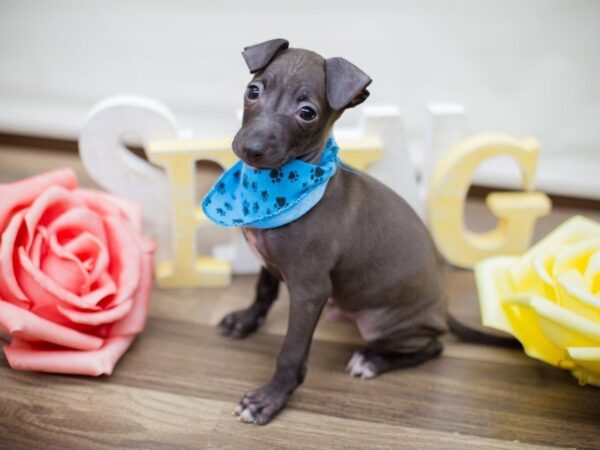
1 145 600 449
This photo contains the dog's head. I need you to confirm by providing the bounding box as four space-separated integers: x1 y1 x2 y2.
232 39 371 169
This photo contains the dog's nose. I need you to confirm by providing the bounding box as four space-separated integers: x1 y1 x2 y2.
242 139 265 162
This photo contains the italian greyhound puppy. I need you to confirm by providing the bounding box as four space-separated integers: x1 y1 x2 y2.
219 38 447 425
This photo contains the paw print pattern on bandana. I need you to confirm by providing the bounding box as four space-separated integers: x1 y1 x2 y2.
310 167 325 183
288 170 299 182
201 136 340 228
275 197 287 209
270 169 283 183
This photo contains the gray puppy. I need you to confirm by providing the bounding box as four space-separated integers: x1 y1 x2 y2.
219 39 447 425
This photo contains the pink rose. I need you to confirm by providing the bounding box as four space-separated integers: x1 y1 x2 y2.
0 168 154 376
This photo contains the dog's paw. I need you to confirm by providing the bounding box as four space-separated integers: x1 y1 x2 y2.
233 381 291 425
218 307 265 339
346 350 378 379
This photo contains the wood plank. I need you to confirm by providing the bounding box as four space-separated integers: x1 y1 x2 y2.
205 405 560 450
0 367 223 450
0 146 97 186
149 277 365 346
0 356 567 450
3 318 592 448
149 277 534 367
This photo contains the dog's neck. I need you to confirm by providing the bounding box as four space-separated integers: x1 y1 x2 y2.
298 146 325 164
296 128 335 165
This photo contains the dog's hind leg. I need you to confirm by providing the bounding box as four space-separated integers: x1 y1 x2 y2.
345 299 447 379
346 339 443 379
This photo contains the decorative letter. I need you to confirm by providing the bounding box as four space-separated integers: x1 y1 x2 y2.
427 133 552 269
146 138 238 288
79 96 178 266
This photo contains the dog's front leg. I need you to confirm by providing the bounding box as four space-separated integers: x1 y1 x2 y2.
219 267 280 338
235 274 331 425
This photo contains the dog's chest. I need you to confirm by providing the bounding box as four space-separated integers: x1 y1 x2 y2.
242 228 269 266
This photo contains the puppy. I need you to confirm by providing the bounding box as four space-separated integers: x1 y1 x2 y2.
218 39 447 425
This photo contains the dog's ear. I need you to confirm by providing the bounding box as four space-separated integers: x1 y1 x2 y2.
325 57 372 111
242 38 289 73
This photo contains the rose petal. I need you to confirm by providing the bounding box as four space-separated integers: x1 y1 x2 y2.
532 247 560 286
73 189 121 217
0 168 77 233
104 216 141 305
101 193 144 234
136 233 156 254
17 247 100 310
47 207 107 247
0 210 28 302
63 232 109 287
553 239 600 278
43 233 89 295
585 250 600 294
83 274 117 306
531 247 562 301
75 189 143 232
0 301 102 350
23 186 85 253
556 269 600 322
110 250 153 336
57 299 132 326
29 227 48 269
3 335 134 376
30 303 84 329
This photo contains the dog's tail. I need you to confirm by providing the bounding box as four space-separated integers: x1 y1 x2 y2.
447 314 521 348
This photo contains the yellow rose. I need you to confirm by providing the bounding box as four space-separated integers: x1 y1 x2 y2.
476 216 600 386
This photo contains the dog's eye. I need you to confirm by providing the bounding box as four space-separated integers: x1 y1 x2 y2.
298 106 317 122
246 84 260 100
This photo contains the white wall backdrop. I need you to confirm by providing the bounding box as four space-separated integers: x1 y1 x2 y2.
0 0 599 198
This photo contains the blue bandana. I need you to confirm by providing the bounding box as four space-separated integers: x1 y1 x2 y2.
202 137 340 228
